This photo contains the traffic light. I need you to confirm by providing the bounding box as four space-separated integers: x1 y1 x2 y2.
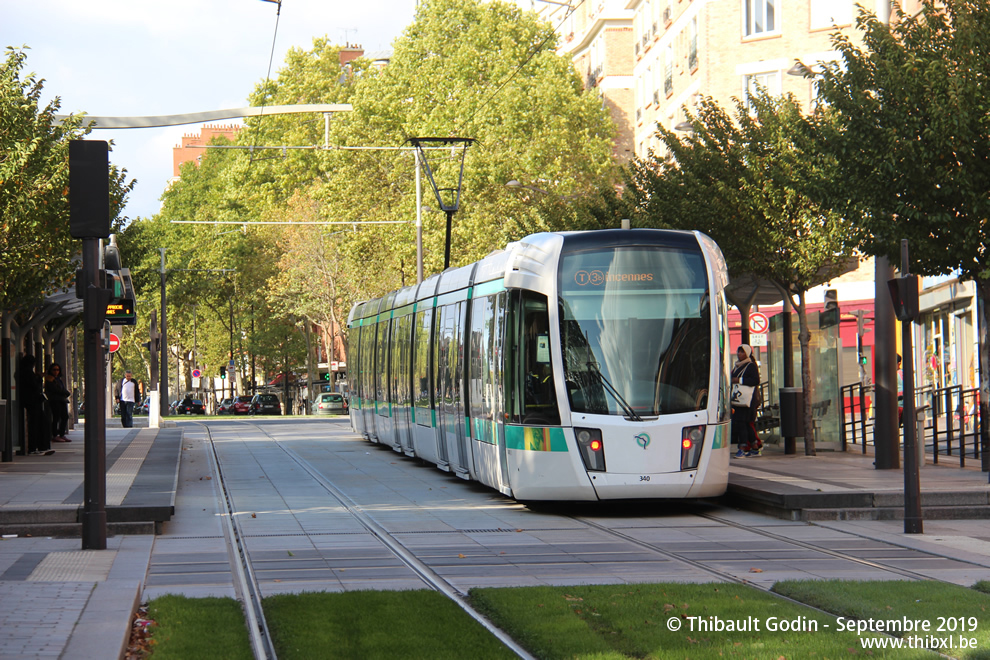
69 140 110 239
219 367 226 380
888 275 920 322
322 372 330 381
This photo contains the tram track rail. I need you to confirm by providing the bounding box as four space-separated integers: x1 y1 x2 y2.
208 419 535 660
202 423 278 660
194 418 984 659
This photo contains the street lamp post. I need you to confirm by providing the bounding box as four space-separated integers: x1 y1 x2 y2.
159 249 169 416
408 137 474 271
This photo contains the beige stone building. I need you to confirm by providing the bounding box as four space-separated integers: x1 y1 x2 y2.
520 0 636 161
629 0 922 158
522 0 922 160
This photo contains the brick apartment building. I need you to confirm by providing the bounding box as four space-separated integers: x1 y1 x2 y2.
172 124 241 179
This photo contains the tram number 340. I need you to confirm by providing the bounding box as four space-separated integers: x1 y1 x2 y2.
639 476 651 482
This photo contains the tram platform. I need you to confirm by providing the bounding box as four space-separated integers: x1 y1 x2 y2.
0 422 182 537
726 440 990 521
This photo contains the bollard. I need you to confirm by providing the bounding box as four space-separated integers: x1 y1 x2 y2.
915 404 928 468
149 391 160 429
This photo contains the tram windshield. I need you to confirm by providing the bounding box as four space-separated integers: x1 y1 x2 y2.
558 246 711 417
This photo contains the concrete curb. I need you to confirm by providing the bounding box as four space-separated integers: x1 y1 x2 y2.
62 579 140 660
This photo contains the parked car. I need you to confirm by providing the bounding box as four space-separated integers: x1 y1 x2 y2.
176 398 206 415
232 395 254 415
250 393 281 415
217 398 234 415
314 392 347 415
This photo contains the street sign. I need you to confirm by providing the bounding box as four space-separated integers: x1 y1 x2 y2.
192 369 201 378
751 333 767 347
331 361 339 372
108 333 120 353
749 312 770 334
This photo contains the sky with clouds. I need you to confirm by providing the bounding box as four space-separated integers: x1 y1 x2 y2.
4 0 417 219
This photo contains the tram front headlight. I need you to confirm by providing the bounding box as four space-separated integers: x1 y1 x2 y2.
680 425 705 470
575 427 606 472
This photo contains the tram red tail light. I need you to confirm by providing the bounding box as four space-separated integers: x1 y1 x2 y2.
575 427 606 472
680 425 705 470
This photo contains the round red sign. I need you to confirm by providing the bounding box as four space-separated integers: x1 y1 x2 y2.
748 312 770 334
108 333 120 353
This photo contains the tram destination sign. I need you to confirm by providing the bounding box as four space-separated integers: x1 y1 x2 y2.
560 247 708 292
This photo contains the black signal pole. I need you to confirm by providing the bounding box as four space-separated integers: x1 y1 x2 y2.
894 240 922 533
159 249 170 416
70 140 112 550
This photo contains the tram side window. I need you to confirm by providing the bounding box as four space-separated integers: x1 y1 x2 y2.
376 320 390 408
360 323 375 404
469 294 501 442
413 307 433 425
509 291 561 426
392 314 412 408
435 303 463 414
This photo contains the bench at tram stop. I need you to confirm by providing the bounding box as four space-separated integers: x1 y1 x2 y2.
755 392 831 444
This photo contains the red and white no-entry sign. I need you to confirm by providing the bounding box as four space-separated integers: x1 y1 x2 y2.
748 312 770 334
108 333 120 353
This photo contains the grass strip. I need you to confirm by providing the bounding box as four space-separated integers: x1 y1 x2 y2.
146 595 252 659
773 580 990 658
263 590 517 659
469 582 914 659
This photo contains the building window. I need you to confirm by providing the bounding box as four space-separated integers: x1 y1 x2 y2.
664 45 674 96
744 0 776 37
810 0 852 29
743 71 781 110
689 18 698 70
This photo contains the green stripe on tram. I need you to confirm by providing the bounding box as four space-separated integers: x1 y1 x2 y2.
504 426 568 452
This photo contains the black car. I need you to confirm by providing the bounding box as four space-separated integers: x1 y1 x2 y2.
176 398 206 415
250 393 281 415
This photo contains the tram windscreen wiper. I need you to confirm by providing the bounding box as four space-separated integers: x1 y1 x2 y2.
586 360 644 422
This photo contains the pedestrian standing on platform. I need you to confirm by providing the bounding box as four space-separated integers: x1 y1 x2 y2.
731 344 762 457
45 363 71 442
19 351 53 455
119 370 137 428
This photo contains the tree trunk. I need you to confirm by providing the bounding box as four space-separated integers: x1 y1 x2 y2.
796 289 816 455
978 280 990 473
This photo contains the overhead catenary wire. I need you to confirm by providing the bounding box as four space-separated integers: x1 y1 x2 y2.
454 0 584 134
250 0 284 162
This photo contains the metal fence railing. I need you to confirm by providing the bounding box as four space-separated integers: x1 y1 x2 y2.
840 381 987 472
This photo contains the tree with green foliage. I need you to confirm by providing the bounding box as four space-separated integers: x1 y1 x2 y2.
0 47 134 312
814 0 990 464
626 92 859 454
314 0 617 290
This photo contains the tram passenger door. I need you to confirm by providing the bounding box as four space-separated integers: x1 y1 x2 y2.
360 322 377 437
436 302 470 476
469 292 507 492
375 319 392 443
395 314 415 454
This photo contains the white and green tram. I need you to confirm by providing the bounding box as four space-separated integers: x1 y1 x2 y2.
347 229 731 500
